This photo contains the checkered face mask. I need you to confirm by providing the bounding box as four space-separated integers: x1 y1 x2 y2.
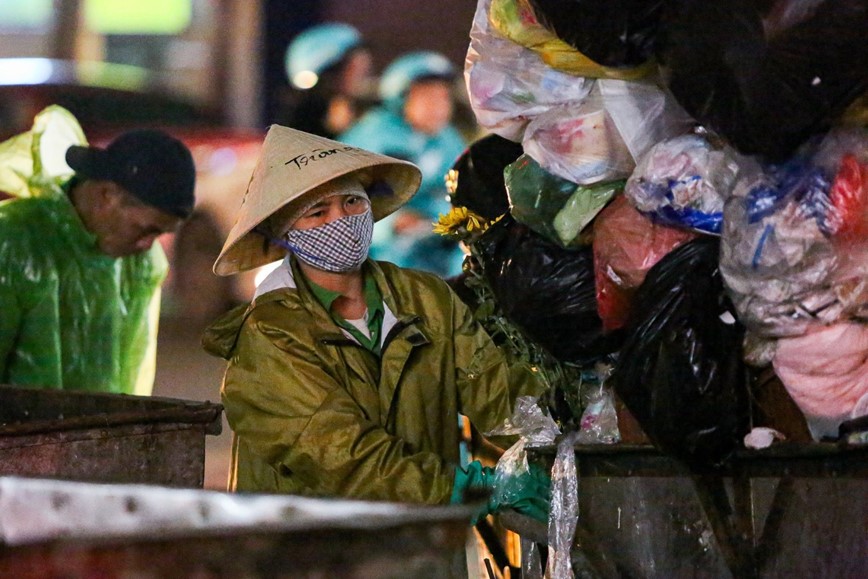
283 209 374 272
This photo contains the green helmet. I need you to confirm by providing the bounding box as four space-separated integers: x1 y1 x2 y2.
285 23 362 89
378 51 456 110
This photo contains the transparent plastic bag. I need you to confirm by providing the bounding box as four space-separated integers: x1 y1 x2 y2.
504 153 621 247
575 364 621 444
487 396 581 578
466 0 594 141
720 129 868 337
522 79 694 185
528 0 664 68
489 0 657 80
625 133 758 234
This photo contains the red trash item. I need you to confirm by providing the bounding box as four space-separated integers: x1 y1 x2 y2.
593 196 697 330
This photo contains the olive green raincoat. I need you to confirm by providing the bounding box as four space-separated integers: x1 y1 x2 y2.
203 258 545 503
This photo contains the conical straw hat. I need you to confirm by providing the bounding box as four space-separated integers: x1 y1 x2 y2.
214 125 422 276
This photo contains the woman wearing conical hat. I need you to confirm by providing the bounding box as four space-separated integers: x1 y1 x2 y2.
203 126 550 524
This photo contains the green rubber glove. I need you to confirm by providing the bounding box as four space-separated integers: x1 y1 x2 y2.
492 461 551 524
451 460 551 524
451 460 496 523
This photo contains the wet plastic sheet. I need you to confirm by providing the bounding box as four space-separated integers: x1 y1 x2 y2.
475 216 617 365
611 237 749 466
487 397 580 579
658 0 868 160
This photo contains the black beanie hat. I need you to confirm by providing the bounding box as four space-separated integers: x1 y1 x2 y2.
65 129 196 219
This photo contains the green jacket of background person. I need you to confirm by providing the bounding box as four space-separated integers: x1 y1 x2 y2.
203 256 542 501
0 106 195 394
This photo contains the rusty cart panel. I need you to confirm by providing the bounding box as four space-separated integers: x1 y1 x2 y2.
0 385 222 488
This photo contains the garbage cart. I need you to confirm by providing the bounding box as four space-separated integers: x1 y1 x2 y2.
514 441 868 578
0 476 474 579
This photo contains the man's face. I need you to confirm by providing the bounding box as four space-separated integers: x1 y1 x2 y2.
404 80 453 135
95 187 184 257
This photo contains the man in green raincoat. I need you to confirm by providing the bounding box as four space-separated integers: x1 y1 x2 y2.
203 125 550 522
0 106 195 395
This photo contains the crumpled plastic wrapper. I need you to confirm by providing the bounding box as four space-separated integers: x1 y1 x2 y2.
743 427 787 449
625 133 760 234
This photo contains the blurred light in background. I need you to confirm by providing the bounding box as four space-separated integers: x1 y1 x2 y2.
0 58 53 84
84 0 192 35
0 0 52 29
292 70 319 90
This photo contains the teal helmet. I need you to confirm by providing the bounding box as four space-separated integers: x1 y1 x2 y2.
378 51 456 111
285 23 362 89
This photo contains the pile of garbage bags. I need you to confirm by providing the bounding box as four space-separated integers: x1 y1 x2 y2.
455 0 868 461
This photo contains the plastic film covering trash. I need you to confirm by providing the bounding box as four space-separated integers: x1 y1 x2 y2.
593 195 698 331
447 133 523 220
466 0 595 141
527 0 664 68
474 216 619 365
611 237 749 466
625 133 759 234
488 0 657 80
504 153 621 248
657 0 868 160
772 322 868 440
0 106 165 395
719 129 868 338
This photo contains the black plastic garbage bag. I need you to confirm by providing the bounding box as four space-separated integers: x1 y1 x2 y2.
448 134 523 220
474 215 621 365
611 237 749 467
527 0 664 67
658 0 868 161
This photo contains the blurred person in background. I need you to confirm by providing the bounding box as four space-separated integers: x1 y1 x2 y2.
203 126 549 527
339 51 468 278
280 22 375 139
0 106 195 395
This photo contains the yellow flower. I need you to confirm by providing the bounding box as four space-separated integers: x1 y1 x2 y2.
434 206 502 238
